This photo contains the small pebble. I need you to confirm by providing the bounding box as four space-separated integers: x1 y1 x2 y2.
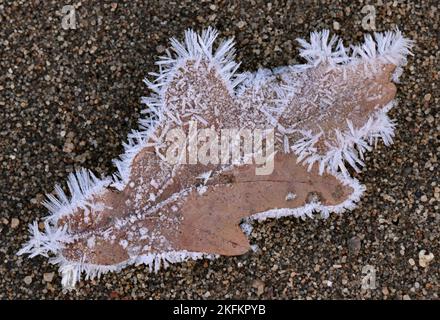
63 142 75 153
156 45 166 53
418 250 434 268
43 272 55 282
236 21 246 29
11 218 20 229
252 279 265 297
348 236 361 254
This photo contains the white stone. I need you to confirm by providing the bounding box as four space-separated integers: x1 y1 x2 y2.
43 272 54 282
11 218 20 228
418 250 434 268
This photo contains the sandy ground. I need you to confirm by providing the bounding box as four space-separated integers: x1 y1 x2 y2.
0 0 438 299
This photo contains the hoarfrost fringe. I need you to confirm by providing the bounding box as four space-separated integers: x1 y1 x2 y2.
251 173 365 221
17 221 72 258
17 168 110 260
291 102 397 177
52 251 217 290
296 28 413 81
43 168 112 222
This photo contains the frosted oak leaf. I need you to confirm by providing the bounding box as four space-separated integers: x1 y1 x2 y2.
18 28 412 289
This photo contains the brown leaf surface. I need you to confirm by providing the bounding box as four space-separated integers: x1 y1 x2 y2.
57 59 397 266
61 152 355 264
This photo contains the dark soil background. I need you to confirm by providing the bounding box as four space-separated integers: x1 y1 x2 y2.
0 0 438 299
